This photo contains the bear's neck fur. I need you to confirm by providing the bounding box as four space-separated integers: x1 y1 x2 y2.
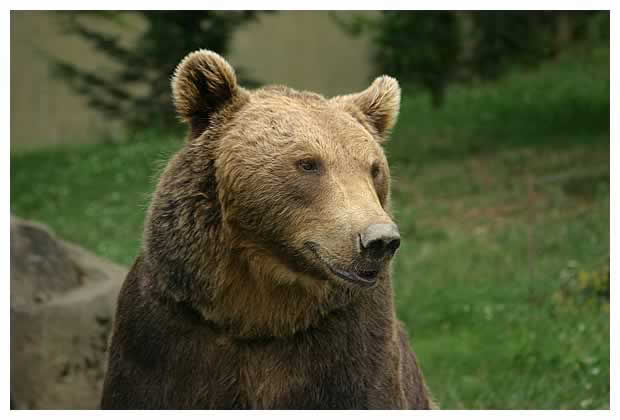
143 138 396 338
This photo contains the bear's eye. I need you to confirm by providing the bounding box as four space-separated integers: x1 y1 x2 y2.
297 159 320 173
371 162 381 179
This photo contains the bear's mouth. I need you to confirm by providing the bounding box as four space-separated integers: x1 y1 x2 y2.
305 242 380 288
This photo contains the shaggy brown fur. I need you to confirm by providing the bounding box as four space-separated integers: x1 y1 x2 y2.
101 50 435 409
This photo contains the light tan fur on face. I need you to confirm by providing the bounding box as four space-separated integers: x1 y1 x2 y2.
147 50 402 338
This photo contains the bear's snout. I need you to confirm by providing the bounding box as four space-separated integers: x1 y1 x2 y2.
359 223 401 260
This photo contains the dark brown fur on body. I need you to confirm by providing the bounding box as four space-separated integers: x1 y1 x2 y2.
101 50 434 409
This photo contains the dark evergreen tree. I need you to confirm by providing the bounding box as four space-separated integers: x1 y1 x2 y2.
335 11 608 107
51 11 263 132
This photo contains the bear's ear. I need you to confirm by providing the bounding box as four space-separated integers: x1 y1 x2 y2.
171 50 246 136
334 76 401 141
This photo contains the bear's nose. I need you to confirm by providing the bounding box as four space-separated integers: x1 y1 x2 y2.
359 223 401 259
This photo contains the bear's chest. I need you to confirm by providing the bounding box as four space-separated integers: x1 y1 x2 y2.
230 327 397 409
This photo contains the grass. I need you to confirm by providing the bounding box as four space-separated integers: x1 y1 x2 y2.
10 46 609 409
390 145 609 408
11 134 180 265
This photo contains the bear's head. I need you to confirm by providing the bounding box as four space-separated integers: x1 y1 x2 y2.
145 50 402 337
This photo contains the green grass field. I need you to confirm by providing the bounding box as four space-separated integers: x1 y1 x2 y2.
10 46 609 409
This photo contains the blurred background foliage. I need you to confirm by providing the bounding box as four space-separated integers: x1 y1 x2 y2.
335 10 609 107
49 10 609 131
50 11 266 132
11 10 609 409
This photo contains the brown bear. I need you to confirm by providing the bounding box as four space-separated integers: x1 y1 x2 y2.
100 50 435 409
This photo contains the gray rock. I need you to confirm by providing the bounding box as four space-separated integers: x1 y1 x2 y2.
11 216 127 409
10 218 81 306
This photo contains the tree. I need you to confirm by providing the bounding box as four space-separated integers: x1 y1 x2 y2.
334 11 608 107
51 11 263 132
